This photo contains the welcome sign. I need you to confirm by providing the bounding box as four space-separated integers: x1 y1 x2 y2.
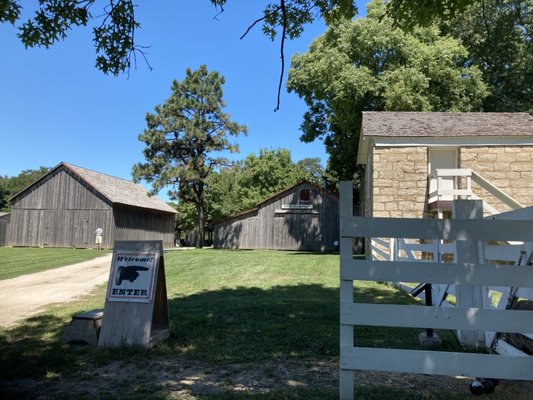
106 252 158 303
99 241 170 348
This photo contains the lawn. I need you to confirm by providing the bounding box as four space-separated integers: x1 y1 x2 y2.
0 247 110 280
0 249 481 399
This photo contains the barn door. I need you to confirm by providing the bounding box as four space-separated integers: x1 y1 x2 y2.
428 148 458 203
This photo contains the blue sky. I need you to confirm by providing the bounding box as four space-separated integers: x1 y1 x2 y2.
1 1 366 199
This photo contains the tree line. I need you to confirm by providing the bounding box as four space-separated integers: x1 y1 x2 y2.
2 0 531 247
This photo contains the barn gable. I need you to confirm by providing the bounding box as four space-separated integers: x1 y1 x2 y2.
8 162 176 248
214 181 339 251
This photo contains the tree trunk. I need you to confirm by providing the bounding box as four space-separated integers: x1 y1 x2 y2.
195 183 205 248
196 203 205 248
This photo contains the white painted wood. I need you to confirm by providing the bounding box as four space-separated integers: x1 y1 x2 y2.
471 170 524 210
484 244 522 262
487 205 533 221
340 370 354 400
492 339 530 357
517 287 533 299
341 347 533 380
340 215 533 242
339 182 533 399
341 303 533 333
341 259 533 288
339 182 355 399
454 200 484 348
429 149 458 202
98 240 169 348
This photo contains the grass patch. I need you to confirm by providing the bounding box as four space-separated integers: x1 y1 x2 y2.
0 249 465 399
0 247 110 280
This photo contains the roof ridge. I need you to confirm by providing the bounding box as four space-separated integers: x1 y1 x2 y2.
62 162 134 184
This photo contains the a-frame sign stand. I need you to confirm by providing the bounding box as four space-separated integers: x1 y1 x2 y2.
98 240 170 347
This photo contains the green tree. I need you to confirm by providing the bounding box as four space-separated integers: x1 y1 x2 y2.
133 65 247 248
443 0 533 112
287 0 488 182
1 0 357 76
205 148 325 224
384 0 478 29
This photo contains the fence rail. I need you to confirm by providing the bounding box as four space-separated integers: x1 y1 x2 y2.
339 181 533 399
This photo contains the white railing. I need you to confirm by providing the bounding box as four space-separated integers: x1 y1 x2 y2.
340 182 533 400
429 168 524 215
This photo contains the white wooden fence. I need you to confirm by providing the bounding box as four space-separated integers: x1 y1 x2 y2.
339 181 533 399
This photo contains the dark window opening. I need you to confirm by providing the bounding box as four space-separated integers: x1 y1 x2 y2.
300 189 311 202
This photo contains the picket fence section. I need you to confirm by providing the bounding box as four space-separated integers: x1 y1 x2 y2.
339 181 533 399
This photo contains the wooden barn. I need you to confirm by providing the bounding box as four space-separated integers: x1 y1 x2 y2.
0 212 10 246
8 162 177 248
214 181 339 251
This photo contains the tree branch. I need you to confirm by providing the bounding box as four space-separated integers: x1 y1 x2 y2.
274 0 287 112
240 15 268 40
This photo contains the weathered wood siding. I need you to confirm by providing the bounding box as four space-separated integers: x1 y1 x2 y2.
9 166 176 248
0 220 8 246
9 168 114 247
214 183 339 251
112 206 175 248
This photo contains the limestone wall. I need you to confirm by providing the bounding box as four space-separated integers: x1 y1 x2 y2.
460 146 533 213
370 147 428 218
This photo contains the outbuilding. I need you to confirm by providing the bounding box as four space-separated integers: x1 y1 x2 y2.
214 181 339 251
358 112 533 219
8 162 176 248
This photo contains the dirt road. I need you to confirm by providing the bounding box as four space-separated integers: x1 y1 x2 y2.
0 254 112 327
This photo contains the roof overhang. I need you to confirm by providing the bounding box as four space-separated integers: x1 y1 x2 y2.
357 135 533 165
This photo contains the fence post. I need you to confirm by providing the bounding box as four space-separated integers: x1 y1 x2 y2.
339 181 354 399
453 199 485 349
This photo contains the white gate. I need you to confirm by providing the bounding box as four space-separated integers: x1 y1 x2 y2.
339 181 533 399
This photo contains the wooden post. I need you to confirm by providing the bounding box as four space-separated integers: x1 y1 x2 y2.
98 240 170 347
453 200 485 349
339 181 354 399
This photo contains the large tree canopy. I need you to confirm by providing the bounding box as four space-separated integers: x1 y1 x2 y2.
287 0 489 181
133 65 247 248
442 0 533 112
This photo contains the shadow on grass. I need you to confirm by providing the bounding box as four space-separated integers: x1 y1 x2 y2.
0 282 461 399
167 283 460 364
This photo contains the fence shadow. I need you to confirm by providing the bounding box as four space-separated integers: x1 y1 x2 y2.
0 283 459 399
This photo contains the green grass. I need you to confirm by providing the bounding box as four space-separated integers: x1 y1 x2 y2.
0 247 110 280
0 249 466 399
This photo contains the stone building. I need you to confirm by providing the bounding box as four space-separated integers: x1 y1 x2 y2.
357 112 533 219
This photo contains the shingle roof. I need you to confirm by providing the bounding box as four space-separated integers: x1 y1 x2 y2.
10 162 176 214
63 163 176 214
362 112 533 137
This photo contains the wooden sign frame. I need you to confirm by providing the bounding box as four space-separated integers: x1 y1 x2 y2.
98 240 170 347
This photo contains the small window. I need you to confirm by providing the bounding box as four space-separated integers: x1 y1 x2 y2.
299 189 311 202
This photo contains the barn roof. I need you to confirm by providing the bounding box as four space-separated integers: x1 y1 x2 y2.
362 112 533 137
11 162 176 214
215 180 338 225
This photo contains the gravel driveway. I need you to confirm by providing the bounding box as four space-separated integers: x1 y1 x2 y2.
0 254 112 327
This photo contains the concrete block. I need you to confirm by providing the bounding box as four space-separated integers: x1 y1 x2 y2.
61 309 103 345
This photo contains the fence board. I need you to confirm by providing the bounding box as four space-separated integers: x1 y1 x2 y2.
341 347 533 380
341 216 533 242
341 303 533 333
342 259 533 288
